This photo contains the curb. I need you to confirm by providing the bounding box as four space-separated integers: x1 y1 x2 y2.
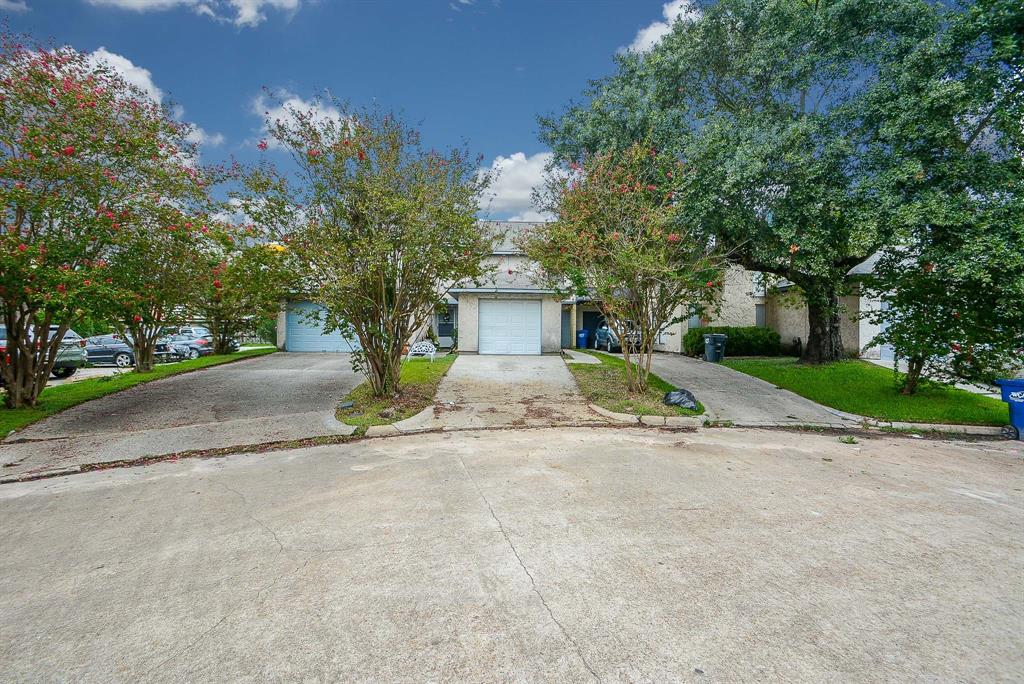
588 403 703 428
860 419 1005 436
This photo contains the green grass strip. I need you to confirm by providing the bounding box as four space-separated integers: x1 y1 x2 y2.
569 350 704 417
338 354 457 429
721 357 1008 426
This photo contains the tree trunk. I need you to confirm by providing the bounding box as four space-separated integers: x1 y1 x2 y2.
902 356 924 395
803 291 845 363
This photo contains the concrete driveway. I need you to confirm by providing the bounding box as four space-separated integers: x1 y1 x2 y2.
1 353 361 477
408 354 601 429
649 353 858 426
1 427 1021 681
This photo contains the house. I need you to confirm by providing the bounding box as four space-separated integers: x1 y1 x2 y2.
275 220 784 356
448 222 764 355
762 254 889 359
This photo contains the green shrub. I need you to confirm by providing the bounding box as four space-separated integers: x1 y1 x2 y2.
683 326 782 357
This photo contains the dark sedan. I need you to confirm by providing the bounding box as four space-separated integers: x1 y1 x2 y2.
85 335 135 368
164 335 214 360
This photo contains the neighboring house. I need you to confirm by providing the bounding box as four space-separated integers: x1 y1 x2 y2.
763 254 888 359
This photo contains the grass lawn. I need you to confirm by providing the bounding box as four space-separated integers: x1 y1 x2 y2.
0 347 277 436
337 354 457 431
568 350 704 417
721 357 1009 426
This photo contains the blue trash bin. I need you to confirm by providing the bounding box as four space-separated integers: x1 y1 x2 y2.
576 329 589 350
996 378 1024 440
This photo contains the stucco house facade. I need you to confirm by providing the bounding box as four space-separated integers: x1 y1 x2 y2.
447 221 765 355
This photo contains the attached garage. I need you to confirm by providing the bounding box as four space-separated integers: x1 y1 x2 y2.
478 299 542 355
284 301 359 352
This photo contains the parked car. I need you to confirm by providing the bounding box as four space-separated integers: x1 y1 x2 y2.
162 326 212 339
594 324 640 353
163 334 214 360
85 335 135 368
0 324 87 379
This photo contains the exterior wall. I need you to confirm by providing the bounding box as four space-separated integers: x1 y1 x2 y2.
540 297 562 353
455 292 562 353
276 299 287 350
765 290 865 356
654 304 686 354
706 266 757 327
857 294 883 359
457 294 480 352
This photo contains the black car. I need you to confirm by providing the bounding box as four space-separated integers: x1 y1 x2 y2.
594 323 640 353
85 335 135 368
163 334 214 360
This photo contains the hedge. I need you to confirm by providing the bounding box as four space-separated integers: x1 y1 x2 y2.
683 326 783 357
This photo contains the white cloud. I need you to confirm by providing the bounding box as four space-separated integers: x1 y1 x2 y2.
623 0 700 53
0 0 30 12
88 47 164 102
251 90 342 148
186 126 226 146
508 209 553 223
84 0 300 27
87 48 224 148
479 151 552 217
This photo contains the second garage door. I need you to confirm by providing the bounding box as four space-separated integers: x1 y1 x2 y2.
478 299 542 355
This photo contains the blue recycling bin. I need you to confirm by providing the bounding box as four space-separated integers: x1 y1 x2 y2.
576 329 589 350
996 378 1024 440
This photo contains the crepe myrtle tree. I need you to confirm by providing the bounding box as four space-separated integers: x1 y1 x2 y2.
524 142 727 393
237 96 493 396
540 0 946 363
195 225 294 354
861 0 1024 393
105 208 218 372
0 33 213 407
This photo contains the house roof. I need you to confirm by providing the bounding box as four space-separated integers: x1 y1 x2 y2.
480 220 548 255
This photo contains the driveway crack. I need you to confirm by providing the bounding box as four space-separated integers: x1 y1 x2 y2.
456 453 601 683
217 482 284 552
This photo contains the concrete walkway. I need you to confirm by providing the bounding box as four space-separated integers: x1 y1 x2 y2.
649 353 858 427
396 354 603 431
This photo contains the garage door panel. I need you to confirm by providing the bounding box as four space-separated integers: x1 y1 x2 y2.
478 299 541 355
286 301 359 353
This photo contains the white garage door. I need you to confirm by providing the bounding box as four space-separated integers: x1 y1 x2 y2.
478 299 542 355
285 301 360 352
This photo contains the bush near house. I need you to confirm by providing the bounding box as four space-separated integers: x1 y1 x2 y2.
683 326 782 357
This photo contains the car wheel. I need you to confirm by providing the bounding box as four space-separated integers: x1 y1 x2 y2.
188 348 200 360
114 352 133 368
51 367 76 379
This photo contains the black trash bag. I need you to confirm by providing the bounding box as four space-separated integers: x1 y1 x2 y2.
663 389 698 410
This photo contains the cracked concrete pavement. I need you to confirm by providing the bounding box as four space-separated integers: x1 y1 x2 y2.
407 354 604 430
1 353 361 478
1 427 1021 681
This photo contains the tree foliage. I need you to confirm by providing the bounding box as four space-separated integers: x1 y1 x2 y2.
861 0 1024 392
238 97 493 396
195 230 293 354
0 34 215 405
540 0 946 363
524 142 727 392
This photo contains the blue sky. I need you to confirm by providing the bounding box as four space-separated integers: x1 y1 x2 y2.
1 0 692 219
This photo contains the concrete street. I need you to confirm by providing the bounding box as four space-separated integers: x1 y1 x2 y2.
649 354 858 426
2 427 1021 682
1 353 361 478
